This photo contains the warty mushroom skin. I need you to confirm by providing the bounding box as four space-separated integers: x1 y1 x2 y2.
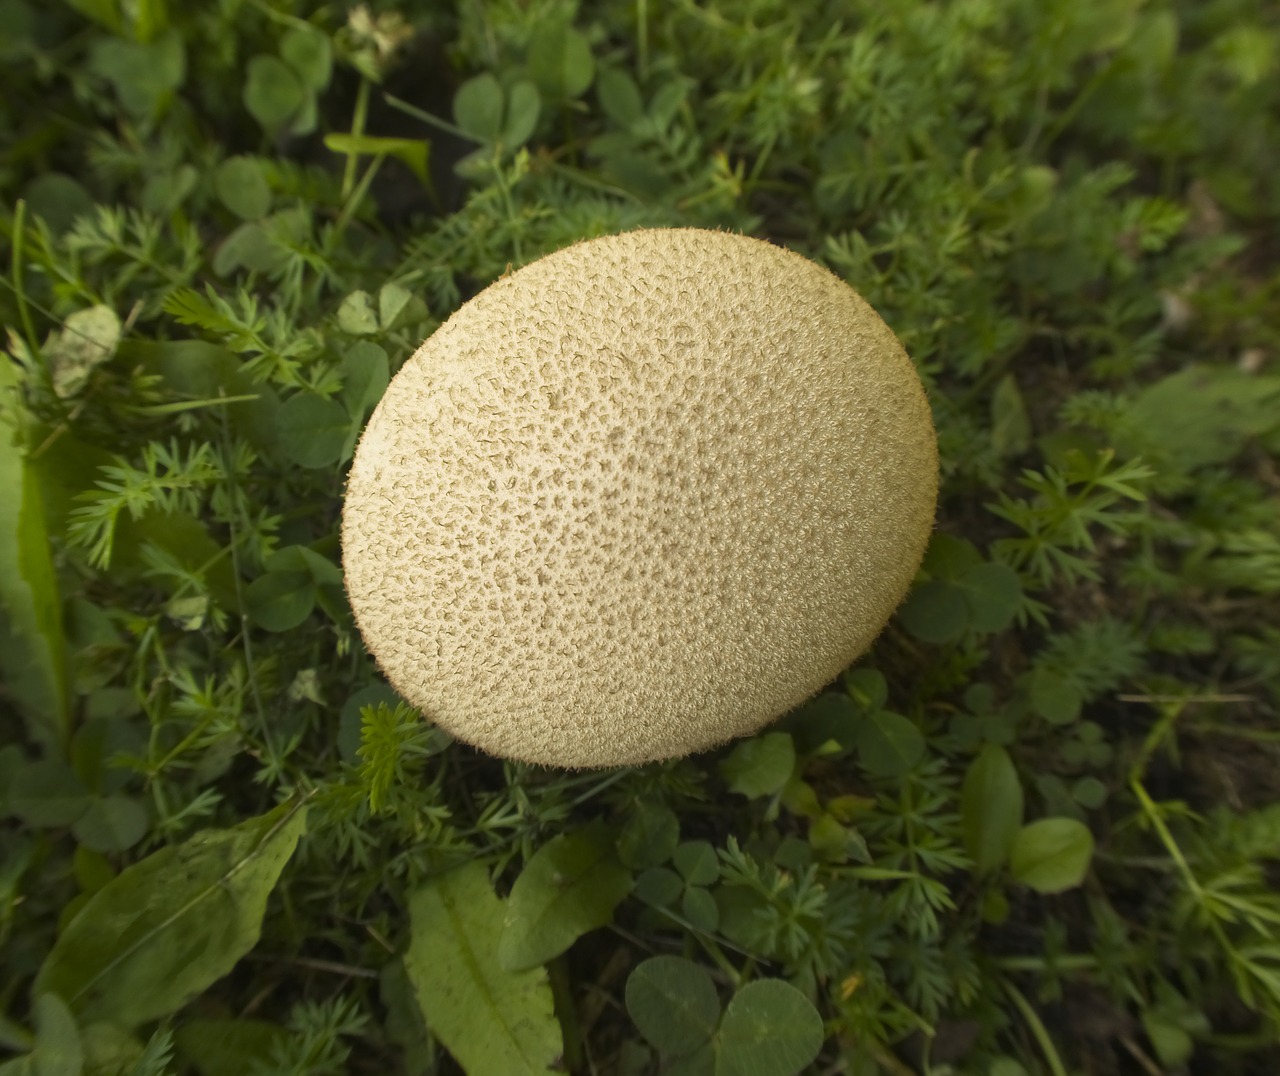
341 227 939 769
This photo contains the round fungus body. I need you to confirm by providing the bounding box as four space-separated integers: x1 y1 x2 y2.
341 227 939 769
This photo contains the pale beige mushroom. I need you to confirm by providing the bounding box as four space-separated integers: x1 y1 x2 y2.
341 227 938 769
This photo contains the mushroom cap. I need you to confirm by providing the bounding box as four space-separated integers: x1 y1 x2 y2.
341 227 938 769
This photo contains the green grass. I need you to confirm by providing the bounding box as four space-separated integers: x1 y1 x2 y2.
2 0 1279 1073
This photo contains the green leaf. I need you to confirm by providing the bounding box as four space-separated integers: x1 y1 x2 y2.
853 711 925 778
503 81 542 147
897 579 969 643
122 340 280 457
1009 818 1095 894
243 54 305 130
844 667 889 710
337 290 379 335
324 134 430 185
88 30 185 119
955 562 1022 634
682 886 719 932
499 820 633 971
617 801 680 870
960 745 1024 874
1029 667 1084 725
9 759 91 827
406 860 562 1075
1114 365 1280 479
454 73 505 141
672 841 719 887
0 390 71 751
214 157 272 221
625 956 720 1057
245 570 314 633
634 867 683 907
784 692 859 756
174 1018 287 1076
72 795 149 854
64 0 124 34
33 799 309 1028
277 393 351 469
340 342 390 427
377 283 429 332
13 994 83 1076
280 27 331 92
920 532 984 580
991 374 1032 457
715 979 824 1076
596 66 645 126
1072 776 1108 809
528 21 595 99
21 173 95 237
718 733 795 799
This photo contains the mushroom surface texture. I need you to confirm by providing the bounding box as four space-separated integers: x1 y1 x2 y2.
341 227 938 769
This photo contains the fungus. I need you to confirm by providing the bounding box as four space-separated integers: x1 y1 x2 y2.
341 227 938 768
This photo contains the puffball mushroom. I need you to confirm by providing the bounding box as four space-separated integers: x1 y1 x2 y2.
341 227 938 769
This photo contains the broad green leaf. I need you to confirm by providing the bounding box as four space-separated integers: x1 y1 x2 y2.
1114 365 1280 480
340 341 390 460
715 979 824 1076
0 389 71 751
955 562 1022 634
1072 776 1108 809
21 173 95 237
280 27 331 92
35 801 308 1028
1009 818 1095 893
682 886 719 932
991 374 1032 457
634 866 683 907
245 570 314 632
213 222 284 276
897 579 968 643
672 841 719 887
9 759 91 827
214 157 271 221
88 30 185 119
499 820 633 971
961 745 1024 874
853 711 925 778
503 81 542 147
6 994 82 1076
337 290 379 335
243 54 305 129
120 340 280 456
528 21 595 99
784 692 858 756
377 284 428 332
262 545 343 587
844 667 889 710
406 860 561 1075
596 66 645 126
174 1018 287 1076
920 532 984 580
454 73 505 141
718 733 795 799
1028 667 1083 725
324 134 430 184
64 0 124 34
72 795 149 853
277 392 351 469
625 956 720 1057
616 801 680 870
